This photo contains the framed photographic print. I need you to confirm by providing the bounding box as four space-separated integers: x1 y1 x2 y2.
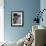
11 11 24 27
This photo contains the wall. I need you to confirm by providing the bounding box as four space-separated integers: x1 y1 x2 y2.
4 0 40 42
40 0 46 27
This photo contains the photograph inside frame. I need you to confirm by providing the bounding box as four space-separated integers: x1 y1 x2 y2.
11 11 24 26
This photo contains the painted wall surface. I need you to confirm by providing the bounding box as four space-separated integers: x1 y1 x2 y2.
40 0 46 27
4 0 40 42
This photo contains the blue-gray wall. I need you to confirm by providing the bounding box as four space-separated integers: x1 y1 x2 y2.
40 0 46 27
4 0 40 42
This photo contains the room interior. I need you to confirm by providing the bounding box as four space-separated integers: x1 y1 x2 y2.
0 0 46 46
1 25 46 46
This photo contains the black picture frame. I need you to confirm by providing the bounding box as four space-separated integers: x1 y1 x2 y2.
11 11 24 27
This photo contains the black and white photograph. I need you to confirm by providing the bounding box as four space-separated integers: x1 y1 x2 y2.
11 11 24 27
